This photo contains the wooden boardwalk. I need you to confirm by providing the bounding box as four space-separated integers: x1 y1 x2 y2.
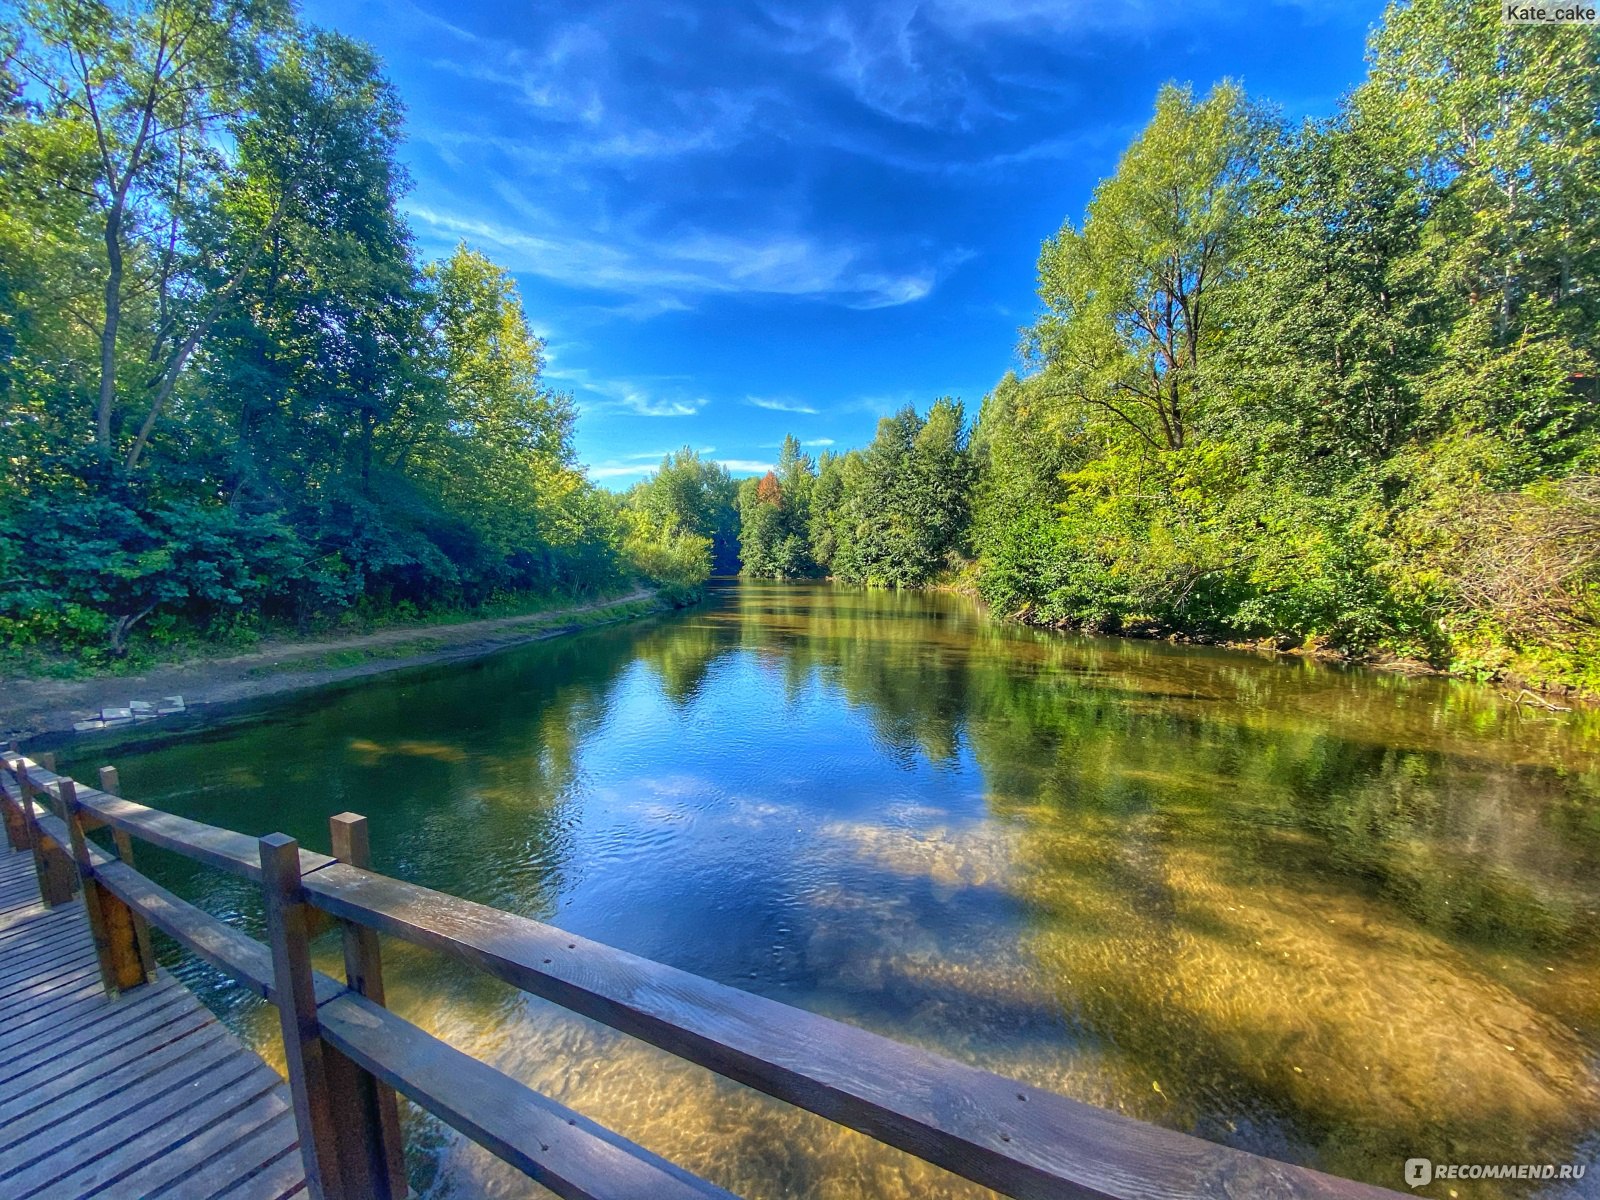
0 845 308 1199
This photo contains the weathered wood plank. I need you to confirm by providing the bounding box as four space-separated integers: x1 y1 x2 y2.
0 960 102 1010
73 1070 292 1198
0 1029 252 1173
0 986 197 1085
0 1025 234 1156
0 931 95 979
0 950 99 1003
89 855 347 1007
0 978 173 1053
91 857 275 999
0 903 79 937
156 1109 304 1200
0 985 200 1088
211 1145 314 1200
261 833 395 1200
0 1046 274 1196
2 766 333 883
62 777 151 994
0 1003 219 1126
306 862 1405 1200
319 989 737 1200
325 812 407 1198
1 1036 244 1171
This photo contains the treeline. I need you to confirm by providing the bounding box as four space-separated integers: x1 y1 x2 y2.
0 0 702 666
739 410 971 587
743 1 1600 692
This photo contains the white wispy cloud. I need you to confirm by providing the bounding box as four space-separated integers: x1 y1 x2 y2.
545 365 707 418
408 204 937 312
745 396 818 414
718 459 776 475
803 437 835 447
587 463 659 480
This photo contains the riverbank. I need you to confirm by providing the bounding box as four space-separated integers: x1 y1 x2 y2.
0 590 666 742
919 569 1590 708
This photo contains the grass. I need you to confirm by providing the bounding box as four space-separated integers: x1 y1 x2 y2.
0 589 664 684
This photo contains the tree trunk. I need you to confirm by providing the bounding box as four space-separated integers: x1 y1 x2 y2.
97 210 124 454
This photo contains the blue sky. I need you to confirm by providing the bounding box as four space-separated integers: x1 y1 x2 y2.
302 0 1380 486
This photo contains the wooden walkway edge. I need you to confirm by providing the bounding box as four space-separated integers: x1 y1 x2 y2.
0 844 309 1199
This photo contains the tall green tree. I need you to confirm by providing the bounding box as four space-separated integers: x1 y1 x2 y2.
419 245 575 562
12 0 291 463
739 434 817 578
1227 116 1432 467
628 448 738 573
1028 82 1268 455
1357 0 1599 458
826 400 972 588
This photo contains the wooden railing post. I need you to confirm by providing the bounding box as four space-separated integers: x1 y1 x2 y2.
260 834 399 1200
10 756 75 906
99 765 158 981
0 750 28 851
61 777 150 995
328 813 407 1198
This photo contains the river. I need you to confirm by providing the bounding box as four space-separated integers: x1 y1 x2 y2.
63 580 1600 1199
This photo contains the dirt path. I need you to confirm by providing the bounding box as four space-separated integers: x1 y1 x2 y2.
1 590 662 743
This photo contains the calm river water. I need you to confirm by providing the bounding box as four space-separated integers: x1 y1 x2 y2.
64 581 1600 1199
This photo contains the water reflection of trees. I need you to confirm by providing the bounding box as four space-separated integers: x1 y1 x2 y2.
667 582 1600 1193
95 582 1600 1197
706 584 1600 955
99 626 648 923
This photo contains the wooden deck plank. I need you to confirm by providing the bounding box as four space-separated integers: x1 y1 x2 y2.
0 978 183 1059
0 1042 270 1187
65 1067 290 1198
0 912 83 945
0 846 308 1198
0 986 199 1085
0 1002 221 1127
0 941 97 988
151 1109 304 1200
0 1036 243 1164
0 977 160 1051
211 1148 312 1200
9 1060 289 1199
0 961 104 1011
0 927 94 972
0 949 99 1001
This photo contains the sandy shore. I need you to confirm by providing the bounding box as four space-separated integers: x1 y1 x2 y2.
1 590 664 744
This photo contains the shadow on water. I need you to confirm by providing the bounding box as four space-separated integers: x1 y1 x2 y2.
60 580 1600 1199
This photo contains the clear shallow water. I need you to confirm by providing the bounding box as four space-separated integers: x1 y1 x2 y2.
61 581 1600 1198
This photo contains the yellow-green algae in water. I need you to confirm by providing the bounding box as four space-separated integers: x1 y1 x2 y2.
75 581 1600 1199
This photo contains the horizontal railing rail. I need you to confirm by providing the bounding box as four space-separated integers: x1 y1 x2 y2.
0 751 1406 1200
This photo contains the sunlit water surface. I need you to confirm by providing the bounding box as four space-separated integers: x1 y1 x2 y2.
63 582 1600 1199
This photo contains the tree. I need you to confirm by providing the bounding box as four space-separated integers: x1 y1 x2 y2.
827 400 972 587
12 0 291 462
1357 0 1599 458
419 245 576 565
0 3 639 658
1028 82 1267 454
739 435 818 579
1227 115 1432 467
628 448 738 573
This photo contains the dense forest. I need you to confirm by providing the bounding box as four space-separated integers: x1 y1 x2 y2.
3 0 1598 696
738 2 1600 695
0 0 712 670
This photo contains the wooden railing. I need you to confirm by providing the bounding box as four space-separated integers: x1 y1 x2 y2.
0 750 1406 1200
